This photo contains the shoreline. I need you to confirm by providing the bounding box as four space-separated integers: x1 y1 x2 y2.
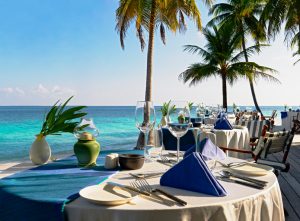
1 135 300 180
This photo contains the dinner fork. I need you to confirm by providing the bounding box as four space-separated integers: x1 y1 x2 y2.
132 178 187 206
216 160 251 168
159 156 176 166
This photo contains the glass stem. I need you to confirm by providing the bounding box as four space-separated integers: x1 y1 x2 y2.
144 131 149 157
177 137 180 162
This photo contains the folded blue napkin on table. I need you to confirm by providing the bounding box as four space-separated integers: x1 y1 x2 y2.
214 116 233 130
160 152 227 196
281 112 288 119
184 138 226 161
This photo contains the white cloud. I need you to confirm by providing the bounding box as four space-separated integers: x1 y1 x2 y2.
15 87 25 95
34 84 49 94
0 87 14 94
0 87 25 96
51 85 76 95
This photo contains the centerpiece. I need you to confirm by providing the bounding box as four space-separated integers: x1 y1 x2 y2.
160 100 176 126
73 118 100 167
30 96 87 165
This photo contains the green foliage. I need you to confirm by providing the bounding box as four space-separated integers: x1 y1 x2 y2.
116 0 206 51
188 102 194 111
179 25 279 108
160 100 176 117
39 96 87 137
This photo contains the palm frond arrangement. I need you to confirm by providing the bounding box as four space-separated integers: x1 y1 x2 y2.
38 96 87 139
188 102 194 111
160 100 176 117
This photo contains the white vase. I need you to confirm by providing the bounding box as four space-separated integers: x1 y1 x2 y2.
160 116 168 126
30 135 51 165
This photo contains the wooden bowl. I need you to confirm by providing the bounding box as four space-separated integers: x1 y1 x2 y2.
118 154 145 170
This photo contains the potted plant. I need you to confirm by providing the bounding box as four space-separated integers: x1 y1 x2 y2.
30 96 87 165
160 101 176 126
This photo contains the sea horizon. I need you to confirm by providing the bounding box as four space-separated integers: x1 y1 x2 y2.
0 105 293 163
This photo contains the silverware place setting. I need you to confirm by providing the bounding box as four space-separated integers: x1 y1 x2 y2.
130 178 187 206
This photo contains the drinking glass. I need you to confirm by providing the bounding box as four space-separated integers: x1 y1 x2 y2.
145 125 163 158
166 101 191 162
135 101 156 160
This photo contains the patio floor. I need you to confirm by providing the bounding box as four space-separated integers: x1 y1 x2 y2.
268 136 300 221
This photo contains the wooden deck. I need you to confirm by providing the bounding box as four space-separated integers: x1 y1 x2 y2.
268 139 300 221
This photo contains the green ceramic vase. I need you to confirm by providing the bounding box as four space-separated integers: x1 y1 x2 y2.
73 139 100 167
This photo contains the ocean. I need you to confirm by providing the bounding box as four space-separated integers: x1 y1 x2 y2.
0 105 290 163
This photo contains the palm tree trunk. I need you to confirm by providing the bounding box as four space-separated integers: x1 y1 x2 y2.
241 35 263 115
136 0 156 149
221 72 227 110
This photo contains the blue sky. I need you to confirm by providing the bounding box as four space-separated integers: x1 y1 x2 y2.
0 0 299 106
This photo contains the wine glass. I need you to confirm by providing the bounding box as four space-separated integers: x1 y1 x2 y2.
166 101 191 162
135 101 156 160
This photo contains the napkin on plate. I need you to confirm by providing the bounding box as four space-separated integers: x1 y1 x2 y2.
183 138 226 161
160 152 227 196
214 117 233 130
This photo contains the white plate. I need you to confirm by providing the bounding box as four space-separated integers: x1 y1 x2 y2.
233 125 245 129
228 163 273 176
79 184 138 206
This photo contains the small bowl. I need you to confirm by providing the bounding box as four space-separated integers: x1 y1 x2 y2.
118 154 145 170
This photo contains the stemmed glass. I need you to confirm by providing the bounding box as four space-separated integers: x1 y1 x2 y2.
166 101 191 162
135 101 156 160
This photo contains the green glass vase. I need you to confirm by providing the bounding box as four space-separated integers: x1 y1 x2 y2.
73 139 100 167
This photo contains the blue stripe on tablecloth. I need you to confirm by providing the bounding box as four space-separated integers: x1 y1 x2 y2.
0 149 142 221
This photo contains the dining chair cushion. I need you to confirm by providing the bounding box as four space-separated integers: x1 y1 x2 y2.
162 128 195 151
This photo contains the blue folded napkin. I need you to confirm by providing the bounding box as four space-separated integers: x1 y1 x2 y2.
281 112 288 119
160 152 227 196
184 138 226 161
214 117 233 130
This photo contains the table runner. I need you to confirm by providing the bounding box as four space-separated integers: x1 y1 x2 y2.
0 149 139 221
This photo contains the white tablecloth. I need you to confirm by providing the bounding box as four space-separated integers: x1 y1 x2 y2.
281 111 299 130
199 127 250 159
65 157 284 221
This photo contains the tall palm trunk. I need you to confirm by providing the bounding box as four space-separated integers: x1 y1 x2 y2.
136 0 156 149
221 72 227 110
241 35 263 115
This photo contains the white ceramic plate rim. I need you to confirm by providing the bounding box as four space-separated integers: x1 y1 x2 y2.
227 163 273 176
79 184 138 206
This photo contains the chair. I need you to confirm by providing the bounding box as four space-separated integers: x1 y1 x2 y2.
219 125 295 174
292 112 300 134
236 119 270 144
162 128 195 151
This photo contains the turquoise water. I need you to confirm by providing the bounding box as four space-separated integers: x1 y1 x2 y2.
0 106 291 163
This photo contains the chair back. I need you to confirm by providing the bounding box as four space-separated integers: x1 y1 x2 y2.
262 131 290 157
162 128 195 151
254 130 294 163
237 119 269 139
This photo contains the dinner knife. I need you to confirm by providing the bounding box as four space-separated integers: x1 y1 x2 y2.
224 171 268 186
107 182 151 196
154 188 187 206
217 176 264 190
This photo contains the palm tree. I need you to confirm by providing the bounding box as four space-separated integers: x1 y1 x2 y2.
179 26 278 109
208 0 267 114
261 0 300 64
116 0 207 148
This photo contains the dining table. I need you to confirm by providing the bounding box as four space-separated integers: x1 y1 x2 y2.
0 150 284 221
65 155 283 221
